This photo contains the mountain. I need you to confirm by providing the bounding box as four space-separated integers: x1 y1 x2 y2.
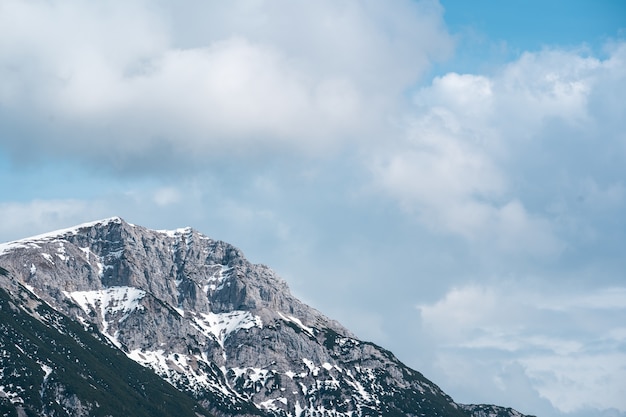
0 217 534 417
0 267 212 417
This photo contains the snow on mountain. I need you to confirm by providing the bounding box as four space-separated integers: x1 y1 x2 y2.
0 217 124 254
63 286 147 346
192 310 263 350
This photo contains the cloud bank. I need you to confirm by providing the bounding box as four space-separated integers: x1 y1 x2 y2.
0 0 452 169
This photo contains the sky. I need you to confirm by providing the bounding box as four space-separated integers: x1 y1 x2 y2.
0 1 625 416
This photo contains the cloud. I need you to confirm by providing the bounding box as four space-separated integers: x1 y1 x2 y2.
372 43 626 257
0 0 452 171
417 283 626 414
372 108 562 257
521 353 626 414
153 187 182 206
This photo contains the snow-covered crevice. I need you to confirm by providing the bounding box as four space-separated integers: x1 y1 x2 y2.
63 286 146 347
205 265 231 293
78 246 107 277
38 362 53 400
277 312 315 337
191 310 262 351
41 253 54 265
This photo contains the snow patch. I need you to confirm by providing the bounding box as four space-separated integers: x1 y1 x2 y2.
302 358 320 376
258 396 288 412
207 265 230 292
55 242 67 261
294 401 304 417
277 312 315 336
63 286 146 346
231 366 273 384
96 262 106 277
79 246 91 259
191 310 262 350
21 282 37 295
0 241 40 256
38 362 53 399
41 362 53 379
0 385 24 405
65 286 146 318
156 226 193 238
344 369 373 402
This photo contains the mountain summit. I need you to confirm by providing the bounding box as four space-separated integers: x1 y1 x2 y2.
0 217 533 417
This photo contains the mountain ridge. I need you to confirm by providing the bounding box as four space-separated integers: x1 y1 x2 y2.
0 217 535 417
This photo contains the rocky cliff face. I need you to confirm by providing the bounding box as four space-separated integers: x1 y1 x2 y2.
0 217 534 417
0 268 213 417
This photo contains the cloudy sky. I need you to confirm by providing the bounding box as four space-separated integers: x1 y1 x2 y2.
1 1 625 416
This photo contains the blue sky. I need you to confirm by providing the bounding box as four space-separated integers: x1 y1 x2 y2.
442 0 624 46
1 1 625 416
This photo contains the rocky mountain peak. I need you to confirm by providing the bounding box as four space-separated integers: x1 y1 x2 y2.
3 217 337 328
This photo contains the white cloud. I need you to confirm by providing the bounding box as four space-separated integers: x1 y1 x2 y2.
373 110 562 256
538 287 626 312
493 50 597 133
0 0 452 167
418 283 626 414
415 73 495 128
153 187 182 206
373 44 626 257
419 285 501 339
522 353 626 413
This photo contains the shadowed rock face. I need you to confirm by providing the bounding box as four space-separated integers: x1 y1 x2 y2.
0 217 534 417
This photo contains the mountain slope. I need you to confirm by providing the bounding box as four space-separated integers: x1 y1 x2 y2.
0 217 534 417
0 267 212 417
